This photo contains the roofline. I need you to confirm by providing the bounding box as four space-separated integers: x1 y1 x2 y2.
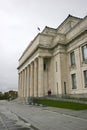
17 29 87 70
57 14 83 30
19 15 82 61
19 33 41 61
19 32 55 61
42 26 57 33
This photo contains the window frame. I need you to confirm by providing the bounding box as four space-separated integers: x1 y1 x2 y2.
83 70 87 88
82 44 87 61
70 51 75 66
71 73 77 89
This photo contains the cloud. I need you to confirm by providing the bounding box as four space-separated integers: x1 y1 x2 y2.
0 0 87 92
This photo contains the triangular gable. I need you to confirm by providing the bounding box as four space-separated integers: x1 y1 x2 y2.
57 14 82 34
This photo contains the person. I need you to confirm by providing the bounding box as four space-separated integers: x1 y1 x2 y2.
48 89 51 96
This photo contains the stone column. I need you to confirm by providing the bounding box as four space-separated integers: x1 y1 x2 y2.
22 70 24 97
23 69 25 97
18 73 20 97
21 71 23 97
30 64 32 97
20 72 22 97
30 63 34 97
34 59 38 97
38 57 44 97
20 71 22 97
25 68 27 97
20 73 22 97
27 65 30 97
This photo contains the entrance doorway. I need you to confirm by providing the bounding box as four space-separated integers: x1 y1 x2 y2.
64 82 66 94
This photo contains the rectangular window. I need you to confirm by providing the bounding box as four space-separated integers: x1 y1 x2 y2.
70 51 75 65
84 70 87 87
82 44 87 61
64 82 66 94
71 74 77 89
44 63 46 71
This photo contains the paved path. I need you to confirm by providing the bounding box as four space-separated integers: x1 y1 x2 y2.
0 100 37 130
0 100 87 130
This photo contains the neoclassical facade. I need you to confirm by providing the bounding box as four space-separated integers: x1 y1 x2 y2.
18 15 87 98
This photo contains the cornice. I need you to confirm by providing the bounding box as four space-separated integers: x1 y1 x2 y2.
19 33 54 61
17 45 39 69
18 29 87 69
66 29 87 45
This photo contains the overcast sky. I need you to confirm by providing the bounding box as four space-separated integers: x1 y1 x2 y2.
0 0 87 92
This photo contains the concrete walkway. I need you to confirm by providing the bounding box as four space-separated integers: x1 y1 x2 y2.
0 100 87 130
0 100 38 130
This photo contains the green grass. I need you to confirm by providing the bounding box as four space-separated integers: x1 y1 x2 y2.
79 98 87 102
34 99 87 110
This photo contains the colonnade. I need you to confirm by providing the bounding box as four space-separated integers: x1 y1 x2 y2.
18 57 44 98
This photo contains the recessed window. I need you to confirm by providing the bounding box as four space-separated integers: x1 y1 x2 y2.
84 70 87 87
64 82 66 94
70 51 75 65
44 63 46 71
71 74 77 89
82 44 87 61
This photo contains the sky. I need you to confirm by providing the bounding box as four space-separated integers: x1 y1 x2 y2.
0 0 87 92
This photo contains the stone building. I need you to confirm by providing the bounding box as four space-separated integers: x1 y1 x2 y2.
18 15 87 99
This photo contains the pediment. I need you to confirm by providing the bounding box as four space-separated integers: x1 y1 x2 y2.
57 15 82 34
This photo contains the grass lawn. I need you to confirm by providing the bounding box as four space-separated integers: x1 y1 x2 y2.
79 98 87 102
34 99 87 110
